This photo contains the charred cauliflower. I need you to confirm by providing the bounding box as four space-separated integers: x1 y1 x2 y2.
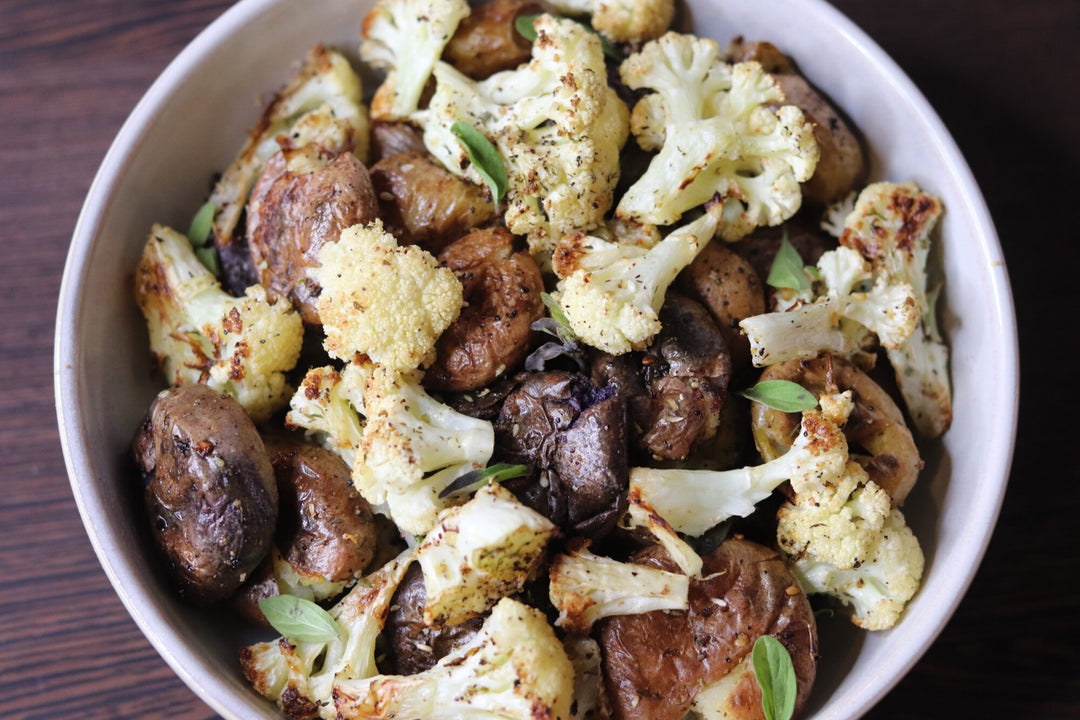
313 221 463 372
415 14 629 262
134 225 303 423
617 33 819 238
333 597 575 720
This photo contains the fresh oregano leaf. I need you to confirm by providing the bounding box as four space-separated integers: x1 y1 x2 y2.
540 292 576 341
514 13 619 61
766 233 811 291
187 201 216 248
258 595 341 644
439 463 530 498
739 380 817 412
195 246 220 277
451 121 508 205
515 13 540 42
752 635 797 720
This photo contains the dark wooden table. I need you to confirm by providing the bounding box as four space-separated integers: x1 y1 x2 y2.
2 1 1077 718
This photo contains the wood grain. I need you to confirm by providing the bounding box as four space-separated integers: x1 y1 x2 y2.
1 0 1077 718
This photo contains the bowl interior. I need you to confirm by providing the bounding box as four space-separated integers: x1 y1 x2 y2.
56 0 1017 718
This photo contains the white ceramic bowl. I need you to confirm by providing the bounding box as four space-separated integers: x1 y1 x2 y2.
55 0 1018 717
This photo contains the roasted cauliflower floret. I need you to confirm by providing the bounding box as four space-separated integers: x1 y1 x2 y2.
548 541 690 634
839 181 950 437
209 46 369 247
313 221 463 372
360 0 470 120
416 483 557 626
545 0 674 44
415 14 629 261
628 393 850 536
134 225 303 423
788 507 924 631
772 392 925 630
333 597 575 720
553 207 719 354
354 365 495 535
240 552 413 720
286 363 373 466
739 245 921 367
617 33 819 239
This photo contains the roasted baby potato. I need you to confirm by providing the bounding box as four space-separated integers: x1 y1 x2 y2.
246 146 380 324
133 384 278 604
599 538 818 720
752 353 923 505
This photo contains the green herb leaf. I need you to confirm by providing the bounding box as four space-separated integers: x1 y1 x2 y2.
739 380 817 412
451 121 508 205
258 595 341 644
540 292 577 341
514 13 619 61
187 201 216 248
514 13 539 42
766 233 811 291
753 635 797 720
439 463 531 498
195 246 221 277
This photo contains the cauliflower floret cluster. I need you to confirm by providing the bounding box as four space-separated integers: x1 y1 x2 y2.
415 14 629 261
354 364 495 535
839 181 950 437
360 0 470 120
240 552 414 720
553 207 719 354
286 363 371 466
287 360 496 536
544 0 674 44
416 483 557 625
313 221 463 372
774 393 924 630
134 225 303 423
333 597 575 720
548 541 690 634
617 32 819 238
739 244 921 367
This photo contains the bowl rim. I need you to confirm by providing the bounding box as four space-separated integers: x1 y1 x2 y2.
54 0 1019 718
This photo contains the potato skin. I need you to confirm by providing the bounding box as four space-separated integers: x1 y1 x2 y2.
774 72 867 206
752 353 923 504
443 0 545 79
263 435 378 583
132 384 278 604
424 227 545 393
384 564 485 675
370 151 496 255
676 242 765 374
599 539 817 720
247 148 379 324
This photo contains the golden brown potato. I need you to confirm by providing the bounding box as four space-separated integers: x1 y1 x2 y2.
424 227 545 392
752 353 923 505
246 147 379 324
370 151 497 255
599 539 817 720
369 120 428 163
262 435 378 583
676 241 765 373
726 37 796 74
443 0 545 79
